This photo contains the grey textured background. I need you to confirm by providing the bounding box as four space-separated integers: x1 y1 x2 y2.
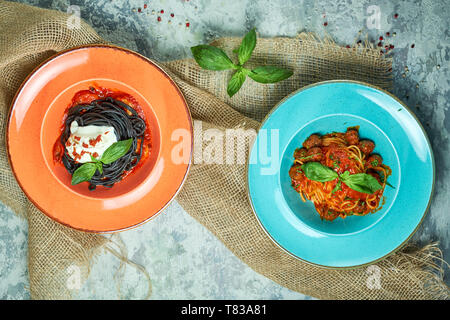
0 0 448 299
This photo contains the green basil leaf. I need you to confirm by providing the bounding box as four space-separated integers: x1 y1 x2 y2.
331 180 342 194
95 161 103 175
238 28 257 65
301 162 338 182
71 162 98 185
379 170 395 189
227 69 247 97
89 155 103 175
101 139 133 165
340 171 350 180
191 45 237 71
248 65 293 84
340 172 382 194
385 180 395 189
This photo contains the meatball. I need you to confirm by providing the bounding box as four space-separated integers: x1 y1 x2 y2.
366 154 383 168
289 164 303 181
359 140 375 155
306 147 323 161
303 134 322 149
344 128 359 145
293 147 308 159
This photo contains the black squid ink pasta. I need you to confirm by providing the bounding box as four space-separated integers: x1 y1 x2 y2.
60 97 147 190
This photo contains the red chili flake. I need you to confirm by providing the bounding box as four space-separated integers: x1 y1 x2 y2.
323 22 328 26
138 7 142 13
394 13 398 18
157 16 161 22
170 13 174 17
80 150 87 156
72 148 81 161
389 44 395 49
160 9 164 14
186 22 190 27
74 136 81 141
379 36 383 41
386 32 390 36
93 152 99 158
66 141 71 147
89 135 102 147
144 4 147 9
411 44 415 48
377 42 382 47
82 143 89 148
346 45 350 48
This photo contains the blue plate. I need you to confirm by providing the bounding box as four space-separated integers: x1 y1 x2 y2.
247 80 434 268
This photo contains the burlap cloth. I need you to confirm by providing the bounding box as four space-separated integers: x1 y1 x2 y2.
0 1 448 299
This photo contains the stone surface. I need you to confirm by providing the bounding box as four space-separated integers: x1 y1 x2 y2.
1 0 448 299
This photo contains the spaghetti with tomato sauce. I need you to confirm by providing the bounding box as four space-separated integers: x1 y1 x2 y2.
289 127 392 221
53 85 152 190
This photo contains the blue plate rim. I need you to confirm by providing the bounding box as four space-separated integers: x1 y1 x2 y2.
245 79 435 269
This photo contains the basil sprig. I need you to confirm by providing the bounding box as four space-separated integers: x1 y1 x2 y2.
100 139 134 164
190 28 293 97
71 163 99 186
248 66 294 84
300 162 382 194
301 162 338 182
71 138 133 185
238 27 257 65
340 172 382 194
190 45 237 71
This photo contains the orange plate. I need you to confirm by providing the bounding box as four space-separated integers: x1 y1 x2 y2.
7 45 192 233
